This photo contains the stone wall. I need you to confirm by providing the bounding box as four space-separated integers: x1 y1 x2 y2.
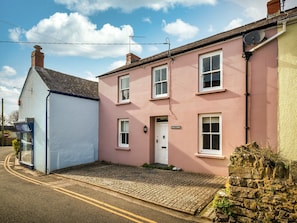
214 142 297 223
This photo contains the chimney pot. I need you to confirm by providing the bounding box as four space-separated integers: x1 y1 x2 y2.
267 0 281 18
31 45 44 68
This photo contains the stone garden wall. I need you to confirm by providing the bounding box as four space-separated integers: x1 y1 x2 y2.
214 142 297 223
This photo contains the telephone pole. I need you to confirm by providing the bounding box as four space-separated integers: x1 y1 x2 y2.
1 98 4 147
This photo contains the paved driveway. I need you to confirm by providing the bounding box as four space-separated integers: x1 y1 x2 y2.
56 163 226 215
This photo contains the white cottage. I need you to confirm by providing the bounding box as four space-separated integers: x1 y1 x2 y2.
17 45 99 173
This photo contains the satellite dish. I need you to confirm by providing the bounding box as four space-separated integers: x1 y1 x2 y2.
243 30 265 45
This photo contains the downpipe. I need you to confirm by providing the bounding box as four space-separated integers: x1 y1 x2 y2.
243 20 287 144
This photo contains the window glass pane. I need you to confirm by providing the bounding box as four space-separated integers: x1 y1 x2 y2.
203 134 210 149
121 121 129 132
212 55 220 70
121 133 126 144
203 57 210 72
121 122 125 132
212 72 221 87
212 135 220 150
211 122 219 132
202 117 210 132
121 77 129 88
155 70 161 82
156 83 161 95
121 89 129 100
203 74 211 88
203 123 210 132
161 68 167 81
162 82 168 94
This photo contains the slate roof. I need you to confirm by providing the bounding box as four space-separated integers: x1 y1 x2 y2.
34 66 98 100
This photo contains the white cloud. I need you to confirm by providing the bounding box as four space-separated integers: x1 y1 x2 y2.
224 18 243 31
162 19 199 42
142 17 152 24
0 66 25 111
0 66 17 77
0 86 20 116
83 71 98 82
108 60 126 70
8 27 26 42
0 75 25 116
11 12 142 59
54 0 217 15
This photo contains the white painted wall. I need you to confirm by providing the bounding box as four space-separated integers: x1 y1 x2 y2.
19 68 99 173
19 68 48 172
48 93 98 171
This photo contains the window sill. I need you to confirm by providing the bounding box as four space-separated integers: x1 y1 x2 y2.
195 153 225 160
150 96 170 101
116 101 131 106
115 147 131 151
196 88 226 96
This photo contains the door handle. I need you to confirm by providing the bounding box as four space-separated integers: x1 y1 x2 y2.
162 146 167 149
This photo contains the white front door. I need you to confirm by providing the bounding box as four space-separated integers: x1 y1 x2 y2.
155 117 168 165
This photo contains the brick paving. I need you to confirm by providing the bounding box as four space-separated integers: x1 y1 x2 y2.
56 163 226 215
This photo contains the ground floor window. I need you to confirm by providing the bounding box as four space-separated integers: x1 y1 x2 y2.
118 119 129 147
199 113 222 155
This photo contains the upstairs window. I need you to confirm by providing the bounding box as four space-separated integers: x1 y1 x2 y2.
199 51 222 92
118 119 129 147
199 114 222 155
153 65 168 98
119 75 130 103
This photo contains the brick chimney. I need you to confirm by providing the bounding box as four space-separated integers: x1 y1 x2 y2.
126 53 140 65
31 45 44 67
267 0 281 18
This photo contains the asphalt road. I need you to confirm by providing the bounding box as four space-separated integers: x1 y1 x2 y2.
0 147 202 223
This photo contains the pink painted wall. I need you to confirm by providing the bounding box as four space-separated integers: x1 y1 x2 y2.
99 34 278 176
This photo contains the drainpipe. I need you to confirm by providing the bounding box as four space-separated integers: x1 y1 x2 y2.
243 20 287 144
243 51 252 144
45 91 51 174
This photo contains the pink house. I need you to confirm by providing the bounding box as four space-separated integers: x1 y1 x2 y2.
98 2 294 176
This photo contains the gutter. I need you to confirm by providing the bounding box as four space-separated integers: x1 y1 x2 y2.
243 20 287 144
249 20 287 53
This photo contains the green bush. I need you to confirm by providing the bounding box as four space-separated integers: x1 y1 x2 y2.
213 193 233 216
12 139 20 156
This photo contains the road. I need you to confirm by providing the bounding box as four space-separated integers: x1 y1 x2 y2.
0 147 202 223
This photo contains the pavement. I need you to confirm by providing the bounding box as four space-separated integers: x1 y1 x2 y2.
55 162 227 218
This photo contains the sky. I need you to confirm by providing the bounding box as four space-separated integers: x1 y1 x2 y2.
0 0 296 116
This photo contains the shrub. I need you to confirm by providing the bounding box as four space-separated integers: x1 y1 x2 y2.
213 191 233 216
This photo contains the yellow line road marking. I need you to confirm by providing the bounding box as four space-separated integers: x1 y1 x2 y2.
55 187 157 223
55 188 145 223
3 154 157 223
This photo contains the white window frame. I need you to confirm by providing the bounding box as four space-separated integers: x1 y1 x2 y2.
199 114 222 155
118 119 129 147
153 65 168 98
119 75 130 103
199 51 223 92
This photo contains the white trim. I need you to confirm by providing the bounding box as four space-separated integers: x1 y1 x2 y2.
198 113 222 155
199 50 223 92
119 75 130 103
118 119 129 148
153 65 168 98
